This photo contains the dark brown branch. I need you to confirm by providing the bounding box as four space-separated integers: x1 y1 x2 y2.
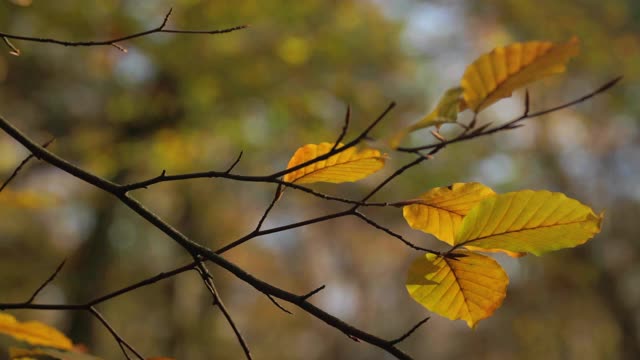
0 137 54 192
0 8 247 52
26 259 66 304
0 114 413 359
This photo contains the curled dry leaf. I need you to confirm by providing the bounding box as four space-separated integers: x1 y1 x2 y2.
461 37 580 112
406 251 509 328
283 142 386 184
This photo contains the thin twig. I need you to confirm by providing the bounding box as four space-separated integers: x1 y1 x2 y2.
225 151 244 174
195 262 252 360
26 259 66 304
397 77 622 153
352 212 439 254
332 105 351 150
389 317 430 345
0 137 54 192
89 307 144 360
266 294 292 314
255 184 282 231
0 8 247 52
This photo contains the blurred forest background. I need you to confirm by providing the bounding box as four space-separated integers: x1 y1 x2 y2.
0 0 638 359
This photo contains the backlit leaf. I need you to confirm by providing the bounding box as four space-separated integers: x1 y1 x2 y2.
0 313 73 350
389 87 463 148
406 251 508 328
402 182 496 245
455 190 603 255
283 142 386 184
461 37 580 112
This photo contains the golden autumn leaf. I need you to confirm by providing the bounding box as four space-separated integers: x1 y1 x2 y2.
406 251 508 328
454 190 603 255
460 37 580 112
389 87 464 148
0 313 73 350
283 142 386 184
402 182 496 245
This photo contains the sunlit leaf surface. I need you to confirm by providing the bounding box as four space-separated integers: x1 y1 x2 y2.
283 142 386 184
402 182 496 245
455 190 603 255
406 251 508 328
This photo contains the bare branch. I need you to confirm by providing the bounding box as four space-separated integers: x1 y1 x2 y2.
397 77 622 153
0 8 247 52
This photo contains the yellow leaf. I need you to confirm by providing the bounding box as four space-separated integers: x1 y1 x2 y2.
283 142 386 184
389 87 463 148
0 313 73 350
454 190 603 255
460 37 580 112
402 183 496 245
406 251 508 328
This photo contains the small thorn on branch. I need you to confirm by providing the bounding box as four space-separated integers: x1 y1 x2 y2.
524 89 530 116
389 317 430 345
300 285 326 301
